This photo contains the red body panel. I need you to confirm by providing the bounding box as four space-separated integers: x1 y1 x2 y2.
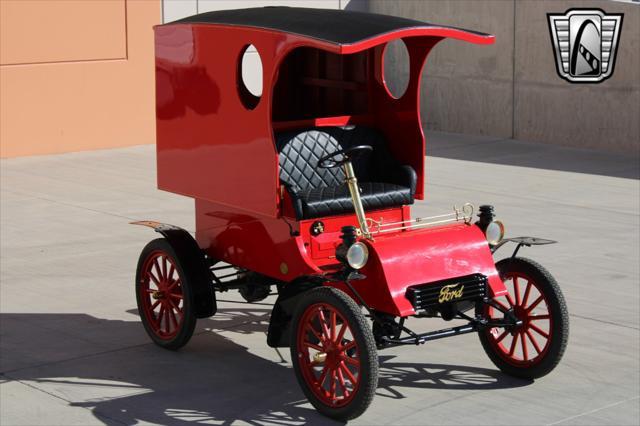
196 196 506 317
350 224 507 316
158 17 502 318
155 24 493 217
195 199 320 280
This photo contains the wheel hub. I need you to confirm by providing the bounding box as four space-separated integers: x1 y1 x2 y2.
313 352 327 364
513 305 529 327
152 290 165 300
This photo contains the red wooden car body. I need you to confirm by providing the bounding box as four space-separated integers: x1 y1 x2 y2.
154 8 506 316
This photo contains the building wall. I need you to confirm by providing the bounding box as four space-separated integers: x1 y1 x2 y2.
0 0 161 158
0 0 364 158
1 0 636 158
371 0 640 154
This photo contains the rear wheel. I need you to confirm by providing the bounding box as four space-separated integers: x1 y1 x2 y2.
136 238 197 350
479 257 569 379
290 287 378 421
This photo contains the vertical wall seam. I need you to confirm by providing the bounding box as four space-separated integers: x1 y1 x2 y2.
512 0 516 139
124 0 129 60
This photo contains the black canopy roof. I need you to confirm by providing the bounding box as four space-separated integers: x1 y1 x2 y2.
168 7 488 45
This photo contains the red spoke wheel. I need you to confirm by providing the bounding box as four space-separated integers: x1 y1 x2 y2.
291 287 378 421
479 257 569 379
136 238 197 350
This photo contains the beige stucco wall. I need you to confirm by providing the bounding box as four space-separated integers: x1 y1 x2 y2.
0 0 160 158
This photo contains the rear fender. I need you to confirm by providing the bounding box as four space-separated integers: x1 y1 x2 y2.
132 221 216 318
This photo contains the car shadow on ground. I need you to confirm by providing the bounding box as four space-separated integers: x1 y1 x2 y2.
0 310 530 425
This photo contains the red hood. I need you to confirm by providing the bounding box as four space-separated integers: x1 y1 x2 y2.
349 223 507 316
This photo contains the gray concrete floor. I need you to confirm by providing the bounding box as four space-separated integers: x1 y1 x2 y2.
1 133 639 425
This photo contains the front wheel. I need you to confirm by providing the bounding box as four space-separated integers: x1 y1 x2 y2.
479 257 569 379
290 287 378 421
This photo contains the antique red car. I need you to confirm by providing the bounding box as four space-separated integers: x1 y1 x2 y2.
133 7 569 420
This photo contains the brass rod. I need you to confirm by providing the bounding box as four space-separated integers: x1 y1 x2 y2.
343 162 372 239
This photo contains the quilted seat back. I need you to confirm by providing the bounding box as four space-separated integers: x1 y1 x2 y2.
275 126 389 193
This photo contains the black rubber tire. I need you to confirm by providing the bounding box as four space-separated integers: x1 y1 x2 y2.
136 238 197 350
290 287 378 421
479 257 569 379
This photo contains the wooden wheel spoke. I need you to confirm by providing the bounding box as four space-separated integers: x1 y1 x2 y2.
343 340 356 352
153 259 164 282
520 331 529 361
530 314 550 320
317 309 332 341
509 333 518 356
495 329 509 344
526 329 542 354
304 341 324 352
505 292 516 308
164 305 172 332
526 295 544 313
167 279 180 292
317 365 329 388
493 299 510 313
148 271 161 286
330 311 337 340
329 369 337 399
340 361 358 384
514 277 521 306
156 305 165 328
343 354 359 368
161 257 168 282
169 307 179 329
336 322 347 344
522 282 532 307
168 295 181 310
529 322 549 339
150 300 161 311
336 368 349 396
306 324 324 343
167 263 175 281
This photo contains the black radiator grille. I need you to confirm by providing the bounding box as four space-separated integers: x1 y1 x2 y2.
406 274 488 312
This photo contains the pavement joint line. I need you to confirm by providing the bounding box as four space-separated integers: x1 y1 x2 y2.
546 395 640 425
430 182 640 217
568 313 640 331
389 389 483 423
1 374 129 426
427 137 508 153
1 188 140 223
0 315 269 376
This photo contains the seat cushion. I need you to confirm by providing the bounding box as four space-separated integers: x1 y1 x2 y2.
295 182 413 219
276 126 417 219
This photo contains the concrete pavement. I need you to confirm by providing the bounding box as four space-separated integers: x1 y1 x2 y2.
1 132 638 425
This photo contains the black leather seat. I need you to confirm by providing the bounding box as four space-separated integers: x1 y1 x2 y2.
276 126 416 220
